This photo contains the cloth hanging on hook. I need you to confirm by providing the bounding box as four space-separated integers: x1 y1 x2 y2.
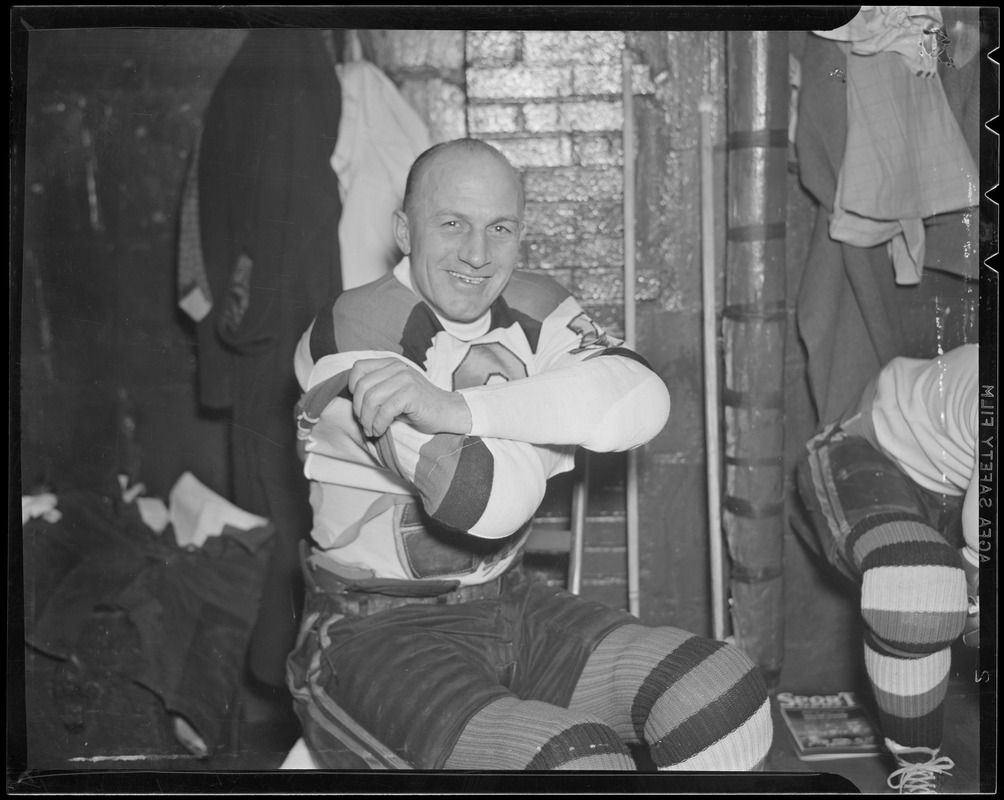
816 6 945 76
331 59 431 289
827 49 978 285
814 8 979 285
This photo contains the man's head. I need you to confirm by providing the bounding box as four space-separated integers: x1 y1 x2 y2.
394 138 525 324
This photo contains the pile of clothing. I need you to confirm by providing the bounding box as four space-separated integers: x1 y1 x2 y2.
23 474 274 764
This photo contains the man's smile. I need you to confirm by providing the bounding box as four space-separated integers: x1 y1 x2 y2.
448 270 488 285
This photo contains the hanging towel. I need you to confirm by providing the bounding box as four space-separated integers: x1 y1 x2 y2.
331 59 431 289
816 8 979 285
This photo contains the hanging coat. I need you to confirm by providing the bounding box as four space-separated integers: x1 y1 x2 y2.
187 28 343 410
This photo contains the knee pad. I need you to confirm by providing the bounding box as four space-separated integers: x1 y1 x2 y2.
640 635 772 770
861 563 967 655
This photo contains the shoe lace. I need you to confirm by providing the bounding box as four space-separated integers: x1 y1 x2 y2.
887 752 956 794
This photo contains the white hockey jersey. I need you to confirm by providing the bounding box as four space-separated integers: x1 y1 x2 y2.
293 259 670 586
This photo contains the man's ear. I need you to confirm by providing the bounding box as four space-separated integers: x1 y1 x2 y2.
393 209 411 254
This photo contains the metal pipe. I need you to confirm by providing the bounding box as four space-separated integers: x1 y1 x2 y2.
722 30 788 687
699 94 727 641
622 49 641 619
569 453 590 595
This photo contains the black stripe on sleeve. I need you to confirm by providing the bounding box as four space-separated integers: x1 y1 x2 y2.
431 437 495 533
309 300 338 362
584 346 654 371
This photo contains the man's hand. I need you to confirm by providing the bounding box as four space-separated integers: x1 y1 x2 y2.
348 357 473 438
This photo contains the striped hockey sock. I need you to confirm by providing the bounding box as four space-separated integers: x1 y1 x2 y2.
855 517 963 750
856 518 966 749
857 521 967 655
570 624 773 770
864 637 953 750
444 696 636 770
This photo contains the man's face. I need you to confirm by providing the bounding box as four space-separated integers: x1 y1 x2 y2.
394 149 524 324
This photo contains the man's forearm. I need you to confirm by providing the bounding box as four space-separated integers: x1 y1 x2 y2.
372 425 568 539
459 355 670 452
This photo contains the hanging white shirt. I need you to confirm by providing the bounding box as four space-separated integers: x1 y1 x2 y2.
331 60 431 290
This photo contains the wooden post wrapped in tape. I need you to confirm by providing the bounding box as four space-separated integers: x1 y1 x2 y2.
723 30 788 688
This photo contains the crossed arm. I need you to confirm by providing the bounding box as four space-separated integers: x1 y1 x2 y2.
297 347 669 540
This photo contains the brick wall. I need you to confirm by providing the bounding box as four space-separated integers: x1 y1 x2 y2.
466 30 651 336
366 30 468 143
463 30 726 625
